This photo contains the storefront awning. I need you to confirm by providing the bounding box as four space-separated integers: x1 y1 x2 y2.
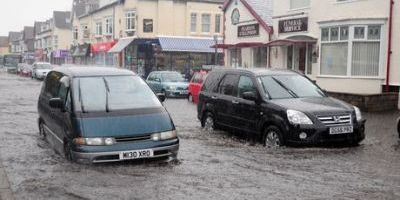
91 40 117 54
108 37 135 53
159 36 222 53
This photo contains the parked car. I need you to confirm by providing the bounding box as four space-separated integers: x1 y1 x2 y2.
146 71 189 98
32 62 52 80
197 68 366 147
37 67 179 164
188 71 208 104
19 65 33 77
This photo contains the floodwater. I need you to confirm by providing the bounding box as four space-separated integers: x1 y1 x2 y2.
0 71 399 200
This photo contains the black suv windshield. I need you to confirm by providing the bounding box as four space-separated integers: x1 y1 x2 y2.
259 75 325 99
161 73 185 82
73 75 162 112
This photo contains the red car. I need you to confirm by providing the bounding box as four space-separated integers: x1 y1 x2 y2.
188 71 208 104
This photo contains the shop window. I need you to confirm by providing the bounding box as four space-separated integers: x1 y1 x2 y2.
253 47 267 68
290 0 310 10
320 25 382 77
201 14 211 33
230 49 241 68
340 26 349 40
354 27 365 39
330 27 339 41
191 13 197 33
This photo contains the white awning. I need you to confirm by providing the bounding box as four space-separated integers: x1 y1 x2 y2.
158 36 222 53
108 37 135 53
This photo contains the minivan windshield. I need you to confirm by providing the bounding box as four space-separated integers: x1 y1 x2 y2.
259 75 325 99
162 72 185 82
73 75 162 112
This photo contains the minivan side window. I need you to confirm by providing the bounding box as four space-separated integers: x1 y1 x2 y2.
218 74 238 96
44 72 62 98
238 76 256 98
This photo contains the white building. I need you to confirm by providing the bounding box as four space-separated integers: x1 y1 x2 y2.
220 0 399 95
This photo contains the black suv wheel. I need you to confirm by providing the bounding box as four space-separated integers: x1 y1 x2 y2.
263 126 284 147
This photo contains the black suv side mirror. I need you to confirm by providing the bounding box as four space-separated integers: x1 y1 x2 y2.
49 98 63 109
154 78 161 83
242 91 258 101
157 93 166 102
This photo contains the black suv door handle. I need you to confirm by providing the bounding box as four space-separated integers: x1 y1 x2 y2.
232 100 239 104
211 96 218 100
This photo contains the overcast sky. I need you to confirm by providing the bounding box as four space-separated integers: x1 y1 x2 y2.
0 0 72 36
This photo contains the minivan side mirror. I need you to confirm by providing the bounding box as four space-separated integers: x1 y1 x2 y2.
156 93 166 102
49 98 63 109
154 78 161 83
242 91 258 101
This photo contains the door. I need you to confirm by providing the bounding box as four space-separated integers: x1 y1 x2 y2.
215 74 239 127
233 75 259 133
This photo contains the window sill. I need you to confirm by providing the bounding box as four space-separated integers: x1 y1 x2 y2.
317 75 385 80
334 0 364 5
288 7 310 12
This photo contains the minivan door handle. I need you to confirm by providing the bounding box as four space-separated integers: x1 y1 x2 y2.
232 100 239 104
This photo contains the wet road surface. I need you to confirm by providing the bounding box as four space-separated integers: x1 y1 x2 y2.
0 71 400 199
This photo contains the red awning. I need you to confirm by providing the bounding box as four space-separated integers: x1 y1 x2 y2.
91 40 117 53
265 39 317 47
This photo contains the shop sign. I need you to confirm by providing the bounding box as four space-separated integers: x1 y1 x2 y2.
279 17 308 33
238 23 259 37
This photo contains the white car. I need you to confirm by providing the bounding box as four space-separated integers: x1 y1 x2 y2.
32 62 52 80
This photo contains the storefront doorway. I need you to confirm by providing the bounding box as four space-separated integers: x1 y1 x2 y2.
287 44 311 74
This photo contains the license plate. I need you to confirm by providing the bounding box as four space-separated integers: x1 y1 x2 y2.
119 149 154 160
329 126 353 135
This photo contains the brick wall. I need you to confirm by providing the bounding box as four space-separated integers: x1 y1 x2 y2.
328 92 399 112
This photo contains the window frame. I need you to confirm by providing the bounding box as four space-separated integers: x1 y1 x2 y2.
125 11 136 32
289 0 311 10
215 14 221 33
190 13 197 33
201 13 211 33
105 17 114 35
319 23 384 78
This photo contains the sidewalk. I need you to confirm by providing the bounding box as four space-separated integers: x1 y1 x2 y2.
0 160 14 200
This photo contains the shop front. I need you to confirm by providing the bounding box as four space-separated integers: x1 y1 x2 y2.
52 50 70 65
71 43 91 65
91 41 117 66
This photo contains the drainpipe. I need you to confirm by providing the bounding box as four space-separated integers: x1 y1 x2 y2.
223 9 226 67
385 0 394 92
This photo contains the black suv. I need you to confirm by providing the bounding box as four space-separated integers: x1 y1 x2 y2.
197 68 366 146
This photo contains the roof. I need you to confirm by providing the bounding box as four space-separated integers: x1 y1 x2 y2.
23 26 34 40
8 32 21 42
211 68 300 76
158 36 222 53
54 66 136 77
223 0 273 34
34 22 45 35
54 11 72 29
0 36 8 47
80 0 124 19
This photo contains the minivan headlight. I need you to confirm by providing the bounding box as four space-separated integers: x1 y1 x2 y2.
354 106 362 121
73 137 116 146
287 110 313 125
151 130 178 141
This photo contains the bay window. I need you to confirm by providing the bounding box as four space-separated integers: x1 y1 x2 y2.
320 24 382 77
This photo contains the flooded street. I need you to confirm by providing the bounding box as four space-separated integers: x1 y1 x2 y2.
0 71 400 200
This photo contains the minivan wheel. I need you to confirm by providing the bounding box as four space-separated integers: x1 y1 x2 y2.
38 121 46 139
263 126 284 147
202 113 216 131
64 141 73 162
